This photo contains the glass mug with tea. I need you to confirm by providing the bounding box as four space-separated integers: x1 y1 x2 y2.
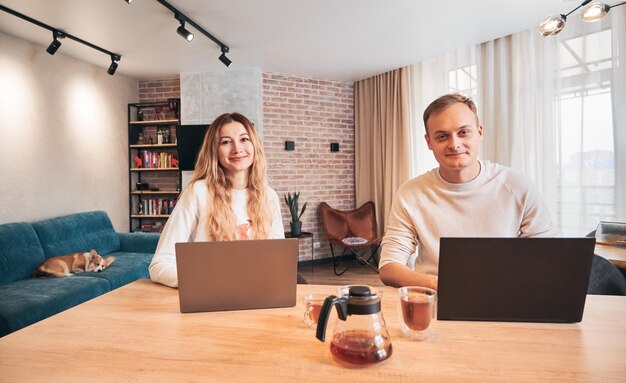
316 286 393 367
303 293 326 327
397 286 437 340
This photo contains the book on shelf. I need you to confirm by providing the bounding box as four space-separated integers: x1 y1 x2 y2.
139 198 177 216
137 150 178 169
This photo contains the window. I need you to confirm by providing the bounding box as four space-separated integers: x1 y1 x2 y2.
556 29 616 236
448 64 478 100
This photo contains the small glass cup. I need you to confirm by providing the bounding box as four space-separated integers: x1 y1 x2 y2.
303 293 327 328
397 286 437 340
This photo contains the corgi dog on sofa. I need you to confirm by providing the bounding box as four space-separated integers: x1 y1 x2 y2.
33 249 115 278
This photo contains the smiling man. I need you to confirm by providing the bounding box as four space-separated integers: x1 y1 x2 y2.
379 93 556 289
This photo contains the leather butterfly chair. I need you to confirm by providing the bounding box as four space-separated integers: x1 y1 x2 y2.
318 201 382 276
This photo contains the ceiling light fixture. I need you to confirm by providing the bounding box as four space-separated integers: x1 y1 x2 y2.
153 0 231 68
0 4 122 75
539 0 626 36
107 55 121 76
219 46 232 67
124 0 133 4
175 14 194 42
581 1 626 22
46 30 64 55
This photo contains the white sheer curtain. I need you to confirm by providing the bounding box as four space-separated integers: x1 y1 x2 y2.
407 9 625 236
408 47 477 177
478 30 559 221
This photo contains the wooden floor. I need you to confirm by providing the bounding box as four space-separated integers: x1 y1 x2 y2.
298 259 384 287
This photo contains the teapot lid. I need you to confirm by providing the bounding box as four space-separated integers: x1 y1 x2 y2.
346 286 381 315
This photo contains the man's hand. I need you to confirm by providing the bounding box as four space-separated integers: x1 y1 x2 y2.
379 263 438 290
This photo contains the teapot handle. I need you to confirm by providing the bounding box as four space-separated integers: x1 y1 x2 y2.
315 295 347 342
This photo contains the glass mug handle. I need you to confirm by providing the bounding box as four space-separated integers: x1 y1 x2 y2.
304 307 314 327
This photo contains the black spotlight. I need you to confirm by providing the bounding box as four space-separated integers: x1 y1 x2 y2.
219 46 231 67
107 55 120 76
219 52 232 67
124 0 133 3
46 31 63 55
176 21 194 42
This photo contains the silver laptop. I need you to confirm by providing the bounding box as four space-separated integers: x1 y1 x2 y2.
437 237 595 323
175 239 299 313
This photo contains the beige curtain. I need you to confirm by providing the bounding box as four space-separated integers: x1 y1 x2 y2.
355 67 411 235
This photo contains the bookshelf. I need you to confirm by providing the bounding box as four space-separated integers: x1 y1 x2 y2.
128 100 181 233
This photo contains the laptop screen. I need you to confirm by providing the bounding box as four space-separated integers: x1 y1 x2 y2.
436 237 595 323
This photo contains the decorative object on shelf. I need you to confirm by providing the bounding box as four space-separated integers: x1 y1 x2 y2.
538 0 626 36
136 182 149 190
137 202 143 215
157 126 171 144
284 191 307 237
137 132 145 144
137 110 144 121
171 157 179 168
133 156 142 168
155 107 163 120
168 98 179 118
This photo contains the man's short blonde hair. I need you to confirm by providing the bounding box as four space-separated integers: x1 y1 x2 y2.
423 93 479 133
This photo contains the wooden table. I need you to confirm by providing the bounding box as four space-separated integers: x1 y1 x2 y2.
1 279 625 383
595 244 626 269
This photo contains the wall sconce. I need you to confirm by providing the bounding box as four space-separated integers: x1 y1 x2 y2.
539 0 626 36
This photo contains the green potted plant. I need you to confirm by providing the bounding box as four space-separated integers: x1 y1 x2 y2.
284 192 307 237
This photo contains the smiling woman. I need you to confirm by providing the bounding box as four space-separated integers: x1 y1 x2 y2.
148 112 286 288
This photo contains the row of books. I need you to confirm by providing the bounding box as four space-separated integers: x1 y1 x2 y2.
138 150 177 168
137 198 177 216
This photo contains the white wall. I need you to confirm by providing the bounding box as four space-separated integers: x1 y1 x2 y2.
0 31 137 231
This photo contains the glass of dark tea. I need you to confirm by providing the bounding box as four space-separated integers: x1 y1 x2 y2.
303 293 327 327
397 286 437 340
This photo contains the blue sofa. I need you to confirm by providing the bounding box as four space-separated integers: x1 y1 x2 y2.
0 211 159 337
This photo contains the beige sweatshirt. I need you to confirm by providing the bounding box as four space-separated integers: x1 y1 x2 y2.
380 160 556 274
149 181 285 288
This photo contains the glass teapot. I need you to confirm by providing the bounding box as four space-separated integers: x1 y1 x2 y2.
315 286 393 366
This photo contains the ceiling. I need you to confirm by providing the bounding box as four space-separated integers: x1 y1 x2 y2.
0 0 577 82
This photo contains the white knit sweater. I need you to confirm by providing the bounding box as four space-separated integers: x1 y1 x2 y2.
380 160 556 274
149 181 285 287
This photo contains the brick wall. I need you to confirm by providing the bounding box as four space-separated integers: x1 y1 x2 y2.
138 78 181 103
137 74 356 262
263 72 355 262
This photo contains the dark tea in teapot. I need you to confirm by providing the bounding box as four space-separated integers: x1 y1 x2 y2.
330 330 393 366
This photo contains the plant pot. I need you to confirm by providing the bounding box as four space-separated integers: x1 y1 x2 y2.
290 221 302 237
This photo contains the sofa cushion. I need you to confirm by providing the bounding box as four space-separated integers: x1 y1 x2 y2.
118 232 160 253
0 223 46 286
0 276 110 337
78 252 151 289
32 211 121 258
